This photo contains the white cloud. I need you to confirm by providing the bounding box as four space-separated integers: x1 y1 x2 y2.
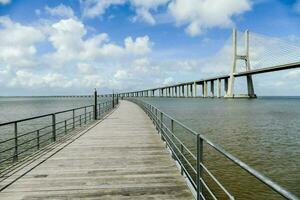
132 8 156 25
77 63 95 74
45 4 75 18
80 0 252 35
124 36 152 55
168 0 251 36
129 0 170 24
114 69 128 80
163 76 174 85
81 0 125 18
0 16 44 68
45 18 152 66
0 0 10 5
9 70 71 88
285 69 300 79
0 16 155 92
47 18 85 64
81 0 168 24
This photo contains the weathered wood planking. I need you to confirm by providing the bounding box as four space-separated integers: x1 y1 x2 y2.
0 100 193 200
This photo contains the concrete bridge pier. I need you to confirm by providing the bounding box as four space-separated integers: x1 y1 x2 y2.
202 81 208 98
194 82 197 97
217 79 221 98
210 81 215 97
225 78 228 96
226 28 256 98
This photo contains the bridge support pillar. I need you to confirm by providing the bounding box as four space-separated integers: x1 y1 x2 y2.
194 82 197 97
225 78 228 95
225 28 256 98
210 81 214 97
217 79 221 98
203 81 207 97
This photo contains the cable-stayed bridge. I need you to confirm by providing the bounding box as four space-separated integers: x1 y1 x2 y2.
119 29 300 98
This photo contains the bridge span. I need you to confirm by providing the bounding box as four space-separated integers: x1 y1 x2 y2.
118 29 300 99
119 61 300 99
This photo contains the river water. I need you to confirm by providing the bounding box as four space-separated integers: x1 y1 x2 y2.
0 96 299 199
140 96 300 199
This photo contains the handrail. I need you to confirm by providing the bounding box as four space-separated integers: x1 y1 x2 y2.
0 97 119 172
0 105 95 126
128 98 299 200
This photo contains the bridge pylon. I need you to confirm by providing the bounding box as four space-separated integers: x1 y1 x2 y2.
225 28 257 98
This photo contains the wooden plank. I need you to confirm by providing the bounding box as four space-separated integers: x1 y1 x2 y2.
0 100 193 200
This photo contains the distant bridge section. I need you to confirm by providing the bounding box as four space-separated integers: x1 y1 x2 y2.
118 29 300 99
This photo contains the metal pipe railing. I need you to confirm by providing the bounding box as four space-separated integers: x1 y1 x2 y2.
128 98 299 200
0 97 119 172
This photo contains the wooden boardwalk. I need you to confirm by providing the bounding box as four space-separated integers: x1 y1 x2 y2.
0 100 193 199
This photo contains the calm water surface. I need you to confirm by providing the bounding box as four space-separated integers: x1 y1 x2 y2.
0 97 95 123
140 97 300 199
0 96 299 199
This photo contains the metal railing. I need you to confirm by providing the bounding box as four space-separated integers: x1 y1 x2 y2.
128 98 299 200
0 97 119 172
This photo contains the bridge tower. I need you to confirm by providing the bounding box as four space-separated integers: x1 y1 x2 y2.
225 28 256 98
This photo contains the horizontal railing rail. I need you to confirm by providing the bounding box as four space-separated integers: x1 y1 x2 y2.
0 97 119 173
128 98 299 200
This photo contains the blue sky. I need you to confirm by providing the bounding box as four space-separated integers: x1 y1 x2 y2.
0 0 300 96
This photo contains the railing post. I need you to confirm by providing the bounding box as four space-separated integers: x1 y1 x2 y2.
79 115 82 126
52 114 56 142
160 112 163 133
160 112 165 141
72 109 75 129
112 92 115 108
171 119 174 133
64 120 67 134
196 134 203 200
155 109 158 129
13 122 18 162
37 130 40 150
117 93 119 105
180 144 183 175
94 89 98 120
84 107 87 124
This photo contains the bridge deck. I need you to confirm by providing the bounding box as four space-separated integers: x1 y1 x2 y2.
0 100 193 200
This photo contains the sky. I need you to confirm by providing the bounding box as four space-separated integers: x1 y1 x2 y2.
0 0 300 96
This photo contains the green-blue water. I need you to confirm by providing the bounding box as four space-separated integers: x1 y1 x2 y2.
0 96 299 199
